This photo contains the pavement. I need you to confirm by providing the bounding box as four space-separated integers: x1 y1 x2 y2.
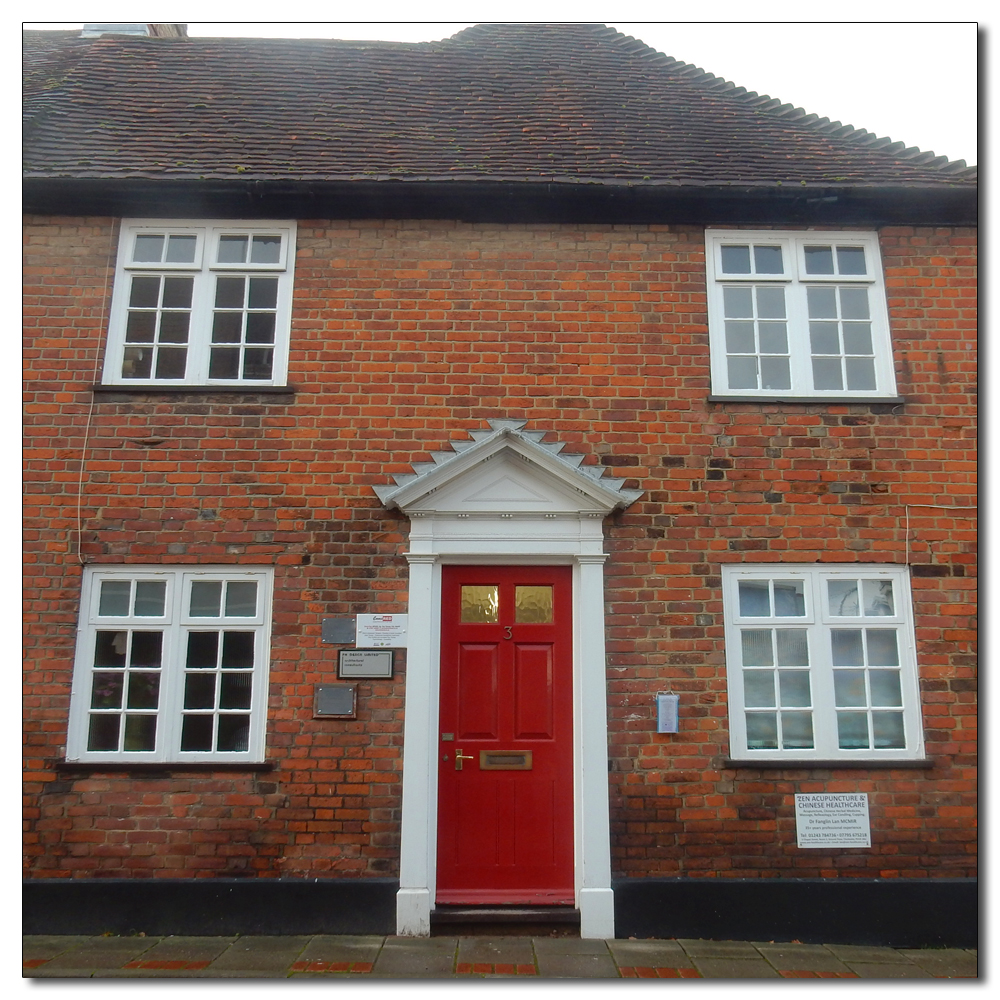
22 933 978 978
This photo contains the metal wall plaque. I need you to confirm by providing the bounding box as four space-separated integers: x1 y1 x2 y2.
656 693 679 733
314 685 356 719
322 618 356 644
338 648 394 679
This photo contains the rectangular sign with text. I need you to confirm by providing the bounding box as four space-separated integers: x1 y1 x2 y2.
795 793 871 848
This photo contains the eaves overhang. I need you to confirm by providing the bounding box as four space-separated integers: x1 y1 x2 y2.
22 177 978 227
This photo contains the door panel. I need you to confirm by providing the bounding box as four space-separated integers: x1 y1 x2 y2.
437 565 573 905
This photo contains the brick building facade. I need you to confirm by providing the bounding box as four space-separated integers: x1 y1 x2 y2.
23 25 977 944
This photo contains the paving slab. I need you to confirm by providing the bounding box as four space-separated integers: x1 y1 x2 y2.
206 934 311 972
898 949 979 978
22 935 96 960
691 958 782 978
40 938 158 970
606 938 695 970
532 936 612 955
534 952 619 978
826 944 914 963
753 943 852 973
373 936 458 975
845 962 933 978
296 934 385 963
121 934 237 965
457 935 536 964
678 938 764 958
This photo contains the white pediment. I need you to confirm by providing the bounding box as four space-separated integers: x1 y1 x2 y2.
374 419 643 517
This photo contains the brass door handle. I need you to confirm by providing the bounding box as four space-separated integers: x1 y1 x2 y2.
455 750 474 771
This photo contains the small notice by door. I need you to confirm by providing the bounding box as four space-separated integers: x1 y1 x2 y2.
355 614 408 648
794 793 871 848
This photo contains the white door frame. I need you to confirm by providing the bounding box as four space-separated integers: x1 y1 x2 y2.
375 421 642 940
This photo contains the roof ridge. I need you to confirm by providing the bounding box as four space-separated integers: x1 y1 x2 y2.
603 25 976 178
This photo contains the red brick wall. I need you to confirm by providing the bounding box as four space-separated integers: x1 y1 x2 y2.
23 217 977 880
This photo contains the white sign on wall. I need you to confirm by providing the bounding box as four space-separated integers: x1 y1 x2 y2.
355 614 408 648
794 793 871 848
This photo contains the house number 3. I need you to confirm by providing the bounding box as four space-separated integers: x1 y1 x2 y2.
504 626 512 639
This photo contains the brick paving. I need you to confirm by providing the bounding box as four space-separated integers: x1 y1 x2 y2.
22 934 978 978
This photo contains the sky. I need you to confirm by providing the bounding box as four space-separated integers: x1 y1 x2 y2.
22 9 979 167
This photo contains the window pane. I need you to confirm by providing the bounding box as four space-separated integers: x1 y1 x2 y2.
723 286 753 317
721 245 751 273
758 322 787 354
246 312 276 343
834 669 867 706
845 358 876 391
218 235 249 264
812 358 843 391
123 715 156 751
129 275 161 308
775 629 808 666
780 711 813 749
803 245 834 274
839 287 870 320
773 580 805 616
461 585 498 623
212 312 242 343
753 245 783 274
125 311 156 343
810 322 840 355
215 276 245 308
828 580 859 616
99 581 131 617
727 356 758 390
837 711 870 749
248 277 278 309
755 286 786 319
180 715 213 751
515 585 553 623
842 323 873 355
94 630 127 667
725 321 755 354
129 631 163 667
88 714 120 752
806 286 838 318
250 235 282 264
745 712 778 749
155 348 187 379
184 673 216 709
869 669 902 707
866 629 899 666
743 670 775 707
187 633 219 669
738 580 770 616
837 246 867 275
862 580 895 616
225 582 258 617
220 672 253 709
778 670 811 707
133 235 165 263
217 715 250 752
126 672 160 710
759 356 790 390
91 672 124 709
222 631 255 668
122 346 153 379
242 349 274 380
831 629 864 666
190 581 223 617
165 234 197 263
209 348 240 379
872 712 905 749
134 581 166 617
161 276 193 308
159 313 190 343
741 629 773 666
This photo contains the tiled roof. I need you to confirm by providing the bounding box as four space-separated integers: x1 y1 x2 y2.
23 23 976 187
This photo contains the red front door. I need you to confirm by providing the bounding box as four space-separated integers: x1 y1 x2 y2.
436 565 574 905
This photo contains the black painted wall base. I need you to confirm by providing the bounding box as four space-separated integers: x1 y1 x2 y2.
23 878 399 936
613 877 978 949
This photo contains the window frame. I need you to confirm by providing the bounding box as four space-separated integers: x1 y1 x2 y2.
66 566 274 763
722 564 924 762
705 229 897 399
102 220 296 387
